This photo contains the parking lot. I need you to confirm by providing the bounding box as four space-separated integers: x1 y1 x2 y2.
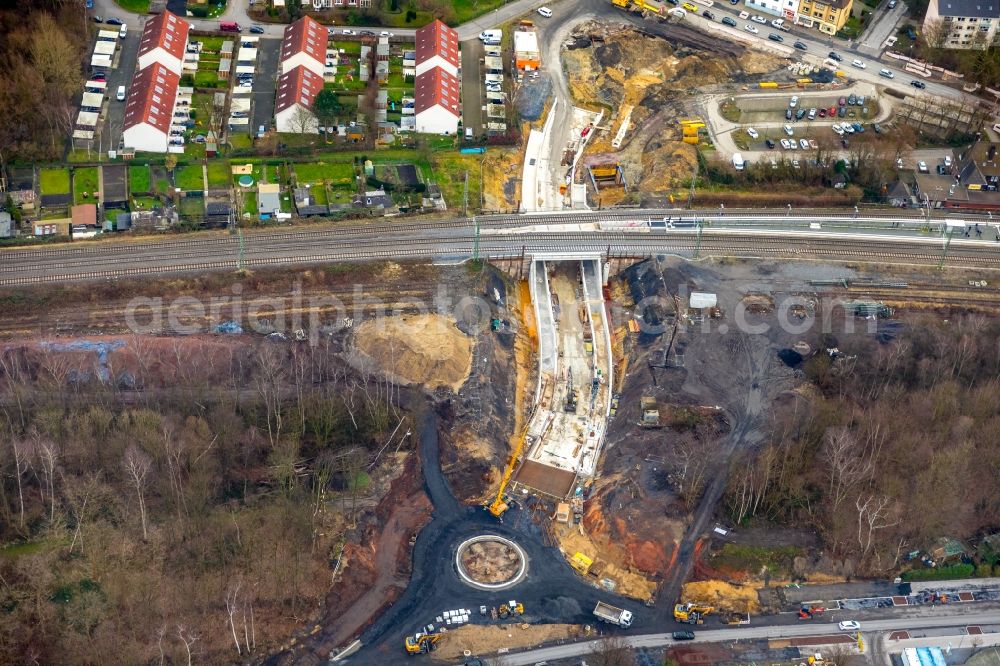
102 30 140 150
460 37 484 136
251 38 279 136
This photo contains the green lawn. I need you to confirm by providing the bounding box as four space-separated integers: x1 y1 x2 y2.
114 0 149 12
294 162 356 186
453 0 506 23
175 164 204 192
39 168 71 195
73 167 100 204
128 165 151 194
178 195 204 218
194 71 224 88
196 36 227 52
207 162 231 189
309 184 329 206
132 196 159 211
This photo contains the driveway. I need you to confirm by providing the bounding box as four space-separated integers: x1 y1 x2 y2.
251 37 280 136
460 38 484 136
103 28 141 151
856 1 908 57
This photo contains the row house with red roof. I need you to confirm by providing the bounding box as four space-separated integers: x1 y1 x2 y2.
413 20 461 135
275 16 327 133
122 11 191 152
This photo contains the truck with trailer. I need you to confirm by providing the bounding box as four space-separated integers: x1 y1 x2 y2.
593 601 634 627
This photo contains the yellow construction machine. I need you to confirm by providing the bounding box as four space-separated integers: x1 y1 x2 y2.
486 430 529 518
673 602 715 624
499 601 525 618
404 632 442 655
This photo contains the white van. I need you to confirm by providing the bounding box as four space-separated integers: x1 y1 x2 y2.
119 23 127 39
479 29 502 45
879 68 894 78
116 85 126 101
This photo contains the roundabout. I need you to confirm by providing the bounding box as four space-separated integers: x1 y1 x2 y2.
455 534 528 591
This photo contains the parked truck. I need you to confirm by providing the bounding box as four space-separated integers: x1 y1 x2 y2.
593 601 633 628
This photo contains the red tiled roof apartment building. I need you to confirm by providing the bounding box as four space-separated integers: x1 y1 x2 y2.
122 63 181 153
137 10 190 76
413 20 460 135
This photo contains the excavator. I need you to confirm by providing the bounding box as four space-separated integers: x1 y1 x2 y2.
404 632 442 655
673 602 715 624
486 429 529 519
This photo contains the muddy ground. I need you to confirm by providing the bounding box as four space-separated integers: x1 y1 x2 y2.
563 22 783 203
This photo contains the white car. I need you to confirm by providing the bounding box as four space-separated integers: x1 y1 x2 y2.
784 124 794 136
771 18 784 28
839 621 861 632
537 6 553 17
116 85 126 101
799 138 809 149
739 10 750 18
744 24 759 34
792 159 800 168
832 124 844 135
342 28 355 35
851 59 866 68
747 127 759 139
885 35 898 47
896 157 904 168
780 138 792 149
917 160 929 173
789 95 798 108
751 14 767 23
380 30 394 37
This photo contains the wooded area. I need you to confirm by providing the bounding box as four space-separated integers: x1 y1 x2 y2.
725 314 1000 573
0 1 88 169
0 338 406 663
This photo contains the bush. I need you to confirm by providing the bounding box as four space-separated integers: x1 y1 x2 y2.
977 563 993 578
405 9 417 21
901 563 975 582
189 6 209 18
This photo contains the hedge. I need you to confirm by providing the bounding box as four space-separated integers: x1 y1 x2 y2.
901 563 975 582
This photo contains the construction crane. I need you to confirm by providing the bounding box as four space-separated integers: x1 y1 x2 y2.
564 368 578 413
404 632 442 655
486 429 529 518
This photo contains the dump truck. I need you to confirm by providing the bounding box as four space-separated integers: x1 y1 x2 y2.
404 632 442 655
593 601 633 628
673 602 714 624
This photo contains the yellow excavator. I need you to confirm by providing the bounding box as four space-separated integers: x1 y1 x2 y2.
673 602 715 624
486 429 529 518
404 632 442 655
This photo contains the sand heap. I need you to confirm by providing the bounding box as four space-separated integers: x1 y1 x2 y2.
353 314 473 392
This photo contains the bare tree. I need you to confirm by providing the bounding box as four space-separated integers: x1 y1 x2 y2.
288 105 318 134
588 635 632 666
177 624 199 666
10 439 29 529
33 436 60 525
123 445 152 540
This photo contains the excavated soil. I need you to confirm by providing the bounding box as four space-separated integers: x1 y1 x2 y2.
432 623 585 661
353 314 473 392
458 539 523 584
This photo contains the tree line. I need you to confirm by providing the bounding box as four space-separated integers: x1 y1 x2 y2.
724 314 1000 574
0 339 408 663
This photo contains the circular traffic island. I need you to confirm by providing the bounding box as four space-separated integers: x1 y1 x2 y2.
455 535 527 591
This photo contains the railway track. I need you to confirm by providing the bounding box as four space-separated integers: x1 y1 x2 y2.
4 226 1000 286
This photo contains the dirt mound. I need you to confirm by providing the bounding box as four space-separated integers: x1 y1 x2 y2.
682 580 762 614
459 539 522 584
434 623 584 661
353 314 473 392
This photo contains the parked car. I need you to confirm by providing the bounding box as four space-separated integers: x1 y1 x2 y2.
888 0 897 6
809 139 818 149
839 621 861 632
851 59 866 68
917 160 929 173
879 68 894 79
789 95 799 108
91 14 103 22
799 138 809 149
847 94 857 105
116 85 126 101
744 24 759 34
769 33 784 42
722 16 737 26
858 95 866 105
766 138 776 149
747 127 759 139
106 17 123 25
818 108 827 118
702 10 715 19
937 163 948 175
739 10 750 18
945 155 953 167
911 79 927 89
838 106 846 118
832 124 844 135
119 23 127 38
828 51 843 61
673 631 696 641
807 107 817 120
784 124 794 136
793 41 807 50
249 25 265 33
780 138 792 149
785 108 793 120
342 28 355 34
795 108 806 120
885 35 898 47
838 96 847 106
752 14 767 23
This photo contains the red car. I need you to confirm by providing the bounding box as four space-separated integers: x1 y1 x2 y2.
818 108 827 118
829 105 837 116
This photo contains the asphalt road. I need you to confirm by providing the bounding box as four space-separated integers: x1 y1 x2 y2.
3 210 1000 286
102 27 141 152
502 611 1000 665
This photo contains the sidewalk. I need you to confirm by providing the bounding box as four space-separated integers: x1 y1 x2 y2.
855 2 907 56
